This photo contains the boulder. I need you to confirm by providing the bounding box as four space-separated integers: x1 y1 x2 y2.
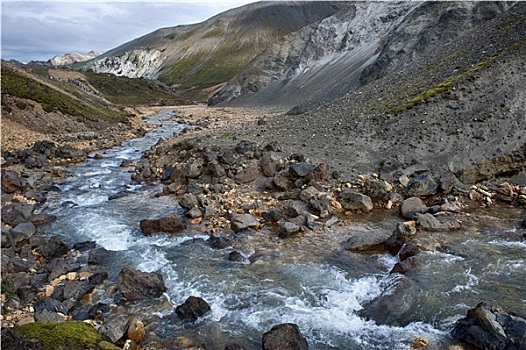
207 234 234 249
390 256 421 274
416 213 462 232
399 241 420 261
184 159 204 178
179 193 198 209
278 222 301 239
99 314 128 343
235 166 261 184
1 327 42 350
139 215 185 236
405 173 438 197
273 171 294 190
1 203 34 226
228 251 244 262
116 267 166 301
262 209 284 223
186 207 202 219
338 189 373 213
342 231 390 251
363 178 391 202
175 296 211 321
231 214 259 232
41 236 70 260
262 323 309 350
400 197 428 220
452 302 526 350
290 163 314 178
208 161 226 178
385 221 417 255
10 222 36 244
260 151 281 177
307 162 327 182
1 170 22 193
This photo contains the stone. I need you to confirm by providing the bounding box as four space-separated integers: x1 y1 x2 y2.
186 207 202 219
399 241 420 261
235 166 261 184
10 222 36 244
184 159 204 178
139 215 185 235
63 280 94 300
405 173 438 197
231 214 259 232
260 151 280 177
30 213 57 226
1 203 34 226
416 213 462 232
385 221 417 256
1 170 22 193
273 171 294 190
1 327 42 350
438 171 457 194
224 344 246 350
175 296 211 321
299 186 320 202
218 150 237 165
262 209 284 223
179 193 199 209
342 231 390 251
390 256 421 274
363 178 391 202
208 161 226 177
400 197 428 220
88 247 111 265
207 234 234 249
99 314 128 343
337 189 374 213
290 163 314 178
116 267 166 301
452 302 526 350
283 200 308 218
228 251 244 262
278 222 301 239
262 323 309 350
307 162 327 182
41 236 70 260
127 317 145 343
35 309 64 323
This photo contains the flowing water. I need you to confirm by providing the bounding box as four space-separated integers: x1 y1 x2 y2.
42 110 526 349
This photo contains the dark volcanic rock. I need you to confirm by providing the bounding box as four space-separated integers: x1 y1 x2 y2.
1 327 42 350
175 296 211 321
207 234 234 249
400 197 428 220
41 236 70 260
1 170 22 193
235 166 261 184
385 221 417 256
262 323 309 350
338 189 373 213
416 213 462 231
230 213 259 232
262 209 284 223
405 173 438 197
390 256 421 274
1 203 34 226
452 302 526 350
116 267 166 301
342 231 390 251
139 215 185 235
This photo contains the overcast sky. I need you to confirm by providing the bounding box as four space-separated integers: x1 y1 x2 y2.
1 0 255 63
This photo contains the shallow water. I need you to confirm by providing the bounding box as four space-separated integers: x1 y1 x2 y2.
43 109 526 349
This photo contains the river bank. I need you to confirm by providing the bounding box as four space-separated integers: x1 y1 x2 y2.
2 107 526 350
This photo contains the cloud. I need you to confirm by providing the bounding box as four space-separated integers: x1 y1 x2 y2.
1 1 255 63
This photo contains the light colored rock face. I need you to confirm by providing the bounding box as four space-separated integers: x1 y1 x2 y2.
49 50 102 66
87 48 165 79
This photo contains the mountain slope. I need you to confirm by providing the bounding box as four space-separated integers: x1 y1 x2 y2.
79 1 346 101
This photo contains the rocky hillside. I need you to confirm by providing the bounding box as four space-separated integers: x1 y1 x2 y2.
49 50 102 67
78 2 346 101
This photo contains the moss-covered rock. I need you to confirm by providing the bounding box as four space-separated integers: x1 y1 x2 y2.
14 322 121 350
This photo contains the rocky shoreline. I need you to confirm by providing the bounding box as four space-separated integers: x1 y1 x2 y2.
2 109 526 350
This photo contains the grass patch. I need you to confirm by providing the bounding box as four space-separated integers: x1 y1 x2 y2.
15 322 121 350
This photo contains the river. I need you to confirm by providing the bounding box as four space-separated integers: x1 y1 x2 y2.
42 109 526 349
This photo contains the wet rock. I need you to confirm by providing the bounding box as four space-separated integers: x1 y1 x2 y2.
405 173 438 197
262 323 309 350
386 221 417 256
139 215 185 235
41 236 70 260
342 231 390 251
416 213 462 232
338 189 373 213
207 234 234 249
231 213 259 232
224 344 246 350
400 197 428 220
278 222 301 239
30 213 57 226
235 166 261 184
116 267 166 301
399 241 420 261
390 256 421 274
262 209 284 223
452 302 526 350
175 296 211 321
127 317 146 343
228 251 244 262
99 313 128 343
2 170 22 193
359 275 415 326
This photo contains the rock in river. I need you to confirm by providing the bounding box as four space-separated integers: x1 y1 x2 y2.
116 267 166 301
175 296 211 322
262 323 309 350
139 215 185 236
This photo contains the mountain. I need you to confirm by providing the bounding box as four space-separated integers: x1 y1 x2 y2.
79 2 346 101
49 50 102 67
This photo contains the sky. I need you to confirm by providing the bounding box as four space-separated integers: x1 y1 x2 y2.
1 0 255 63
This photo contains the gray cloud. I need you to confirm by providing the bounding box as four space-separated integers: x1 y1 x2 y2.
1 1 254 63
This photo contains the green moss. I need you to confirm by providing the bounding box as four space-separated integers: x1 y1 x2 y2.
1 63 126 123
1 278 17 302
15 322 121 350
